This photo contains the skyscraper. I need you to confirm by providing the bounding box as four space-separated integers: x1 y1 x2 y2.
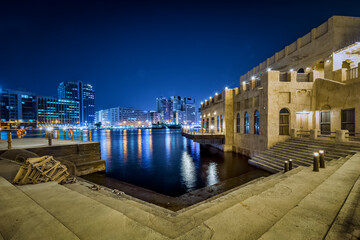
58 81 95 125
183 97 196 124
156 97 173 123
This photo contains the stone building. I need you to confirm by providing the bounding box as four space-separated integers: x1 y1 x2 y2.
200 16 360 157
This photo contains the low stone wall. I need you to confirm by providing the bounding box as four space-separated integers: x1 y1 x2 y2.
0 142 105 176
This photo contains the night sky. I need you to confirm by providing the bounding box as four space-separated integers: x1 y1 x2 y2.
1 0 360 111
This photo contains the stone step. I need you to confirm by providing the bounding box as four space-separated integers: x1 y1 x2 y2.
256 150 313 167
273 141 354 157
278 142 357 156
289 138 360 151
18 181 167 240
267 146 346 163
250 155 285 172
0 177 79 240
189 155 348 240
258 153 360 240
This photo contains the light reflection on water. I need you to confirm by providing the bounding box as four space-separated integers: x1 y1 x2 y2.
92 129 254 196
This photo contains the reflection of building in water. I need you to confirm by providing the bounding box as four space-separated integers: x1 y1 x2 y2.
199 16 360 157
138 129 142 161
105 129 112 160
206 162 219 186
149 131 153 157
122 130 128 162
165 129 171 162
180 151 196 190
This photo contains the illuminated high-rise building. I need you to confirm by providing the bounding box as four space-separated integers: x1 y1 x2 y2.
58 81 95 125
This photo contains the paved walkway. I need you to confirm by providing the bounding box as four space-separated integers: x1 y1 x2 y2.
0 152 359 239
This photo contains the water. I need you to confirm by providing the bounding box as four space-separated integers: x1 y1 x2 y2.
90 129 260 197
2 128 265 197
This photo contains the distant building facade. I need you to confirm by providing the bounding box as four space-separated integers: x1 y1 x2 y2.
156 96 196 124
58 81 95 125
0 89 38 128
37 97 80 126
95 107 148 126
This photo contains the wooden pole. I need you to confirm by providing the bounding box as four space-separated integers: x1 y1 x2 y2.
89 130 92 142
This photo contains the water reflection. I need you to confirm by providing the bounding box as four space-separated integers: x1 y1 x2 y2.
137 129 142 162
122 130 127 162
90 129 261 197
180 151 196 190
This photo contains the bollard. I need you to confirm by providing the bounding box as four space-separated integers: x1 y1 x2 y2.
48 132 53 146
313 152 319 172
284 161 289 172
319 150 325 168
57 130 60 139
7 132 12 150
80 130 83 141
89 130 92 142
289 159 293 170
64 130 66 140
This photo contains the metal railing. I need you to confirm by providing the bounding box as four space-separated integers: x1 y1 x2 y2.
0 129 94 150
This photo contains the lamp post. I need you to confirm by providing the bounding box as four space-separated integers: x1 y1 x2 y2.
210 125 214 135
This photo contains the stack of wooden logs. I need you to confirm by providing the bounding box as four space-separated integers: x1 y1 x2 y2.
13 156 69 185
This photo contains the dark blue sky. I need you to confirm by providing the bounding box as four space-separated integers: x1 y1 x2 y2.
1 0 359 111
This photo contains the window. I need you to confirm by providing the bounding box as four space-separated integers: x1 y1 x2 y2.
279 108 290 135
202 119 205 129
341 108 355 136
244 112 249 134
320 111 331 135
254 110 260 135
217 116 220 132
236 113 240 133
221 115 223 132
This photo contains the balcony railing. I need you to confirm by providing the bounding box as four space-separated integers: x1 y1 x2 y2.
296 73 310 82
346 67 359 80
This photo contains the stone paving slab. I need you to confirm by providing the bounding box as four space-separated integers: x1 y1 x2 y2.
0 177 79 240
325 176 360 240
18 182 168 240
259 153 360 240
193 157 347 240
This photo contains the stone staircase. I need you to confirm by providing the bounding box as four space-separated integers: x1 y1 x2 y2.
0 153 359 239
249 138 360 173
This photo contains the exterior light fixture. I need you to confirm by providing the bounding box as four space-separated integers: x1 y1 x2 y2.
203 115 205 118
326 60 330 63
214 111 216 115
267 68 271 72
225 87 228 90
242 81 246 85
215 92 218 95
210 125 214 130
290 68 294 72
201 102 203 104
251 76 255 80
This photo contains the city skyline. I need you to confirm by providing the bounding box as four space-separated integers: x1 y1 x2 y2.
2 1 360 111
